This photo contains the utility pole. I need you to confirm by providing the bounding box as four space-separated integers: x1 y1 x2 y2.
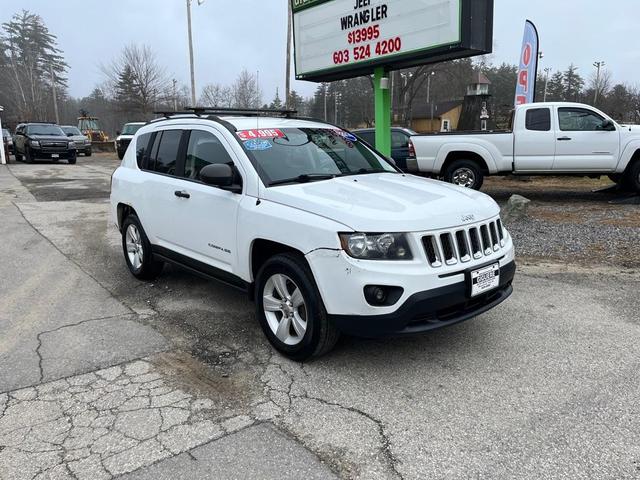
50 65 60 124
593 61 605 105
172 79 178 111
323 84 328 122
543 67 551 102
186 0 204 106
285 0 293 109
334 93 341 125
426 71 435 129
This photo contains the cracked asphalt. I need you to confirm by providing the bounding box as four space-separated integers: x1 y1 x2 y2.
1 155 639 479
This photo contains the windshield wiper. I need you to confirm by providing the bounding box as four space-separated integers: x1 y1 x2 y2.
343 168 391 176
269 174 338 187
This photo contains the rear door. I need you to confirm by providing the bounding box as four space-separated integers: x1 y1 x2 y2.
553 107 620 171
513 106 556 171
138 129 187 249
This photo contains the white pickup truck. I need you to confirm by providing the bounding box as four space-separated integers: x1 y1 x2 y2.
407 102 640 192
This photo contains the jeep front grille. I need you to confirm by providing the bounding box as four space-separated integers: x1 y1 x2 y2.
422 219 506 268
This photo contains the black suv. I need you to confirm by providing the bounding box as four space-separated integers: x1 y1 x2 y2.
14 123 77 164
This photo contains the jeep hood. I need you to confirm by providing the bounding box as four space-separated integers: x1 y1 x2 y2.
262 173 500 232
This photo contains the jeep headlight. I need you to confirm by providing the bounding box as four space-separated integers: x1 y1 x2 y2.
339 233 413 260
30 140 40 148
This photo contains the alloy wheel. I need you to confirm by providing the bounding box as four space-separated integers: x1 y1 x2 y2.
262 274 308 346
125 224 144 270
452 167 476 188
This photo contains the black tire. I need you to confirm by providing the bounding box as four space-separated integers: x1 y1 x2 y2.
121 214 164 280
85 149 92 157
68 155 77 165
444 159 484 190
255 253 340 361
14 151 22 162
117 150 125 160
24 147 33 164
608 173 623 184
622 160 640 193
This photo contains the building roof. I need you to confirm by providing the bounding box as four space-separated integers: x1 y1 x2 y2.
411 100 464 119
471 71 492 85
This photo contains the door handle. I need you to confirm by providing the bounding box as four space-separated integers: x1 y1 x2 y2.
557 136 572 141
174 190 190 199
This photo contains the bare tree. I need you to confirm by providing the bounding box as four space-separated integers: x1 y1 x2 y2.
199 84 233 108
588 68 612 106
102 44 168 116
232 69 262 109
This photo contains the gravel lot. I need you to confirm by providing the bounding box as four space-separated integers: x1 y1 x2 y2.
485 176 640 269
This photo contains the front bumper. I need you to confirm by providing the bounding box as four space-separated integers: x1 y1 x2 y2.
329 261 515 337
31 148 76 159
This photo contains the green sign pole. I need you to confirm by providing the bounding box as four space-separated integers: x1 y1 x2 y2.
374 67 391 157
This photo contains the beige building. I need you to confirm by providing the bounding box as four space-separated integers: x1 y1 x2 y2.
409 100 463 133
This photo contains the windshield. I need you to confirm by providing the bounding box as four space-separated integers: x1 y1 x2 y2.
238 128 397 186
26 125 65 136
61 126 82 136
78 119 99 130
122 124 143 135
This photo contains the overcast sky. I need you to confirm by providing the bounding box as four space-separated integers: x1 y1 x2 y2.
2 0 638 101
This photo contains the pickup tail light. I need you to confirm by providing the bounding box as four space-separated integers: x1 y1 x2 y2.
408 139 416 158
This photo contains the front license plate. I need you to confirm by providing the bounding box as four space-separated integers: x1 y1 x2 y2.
51 153 59 159
470 263 500 297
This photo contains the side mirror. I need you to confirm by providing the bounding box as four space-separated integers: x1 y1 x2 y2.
116 131 121 136
600 120 615 131
200 163 234 188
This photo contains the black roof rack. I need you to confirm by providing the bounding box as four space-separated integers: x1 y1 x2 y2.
154 107 298 118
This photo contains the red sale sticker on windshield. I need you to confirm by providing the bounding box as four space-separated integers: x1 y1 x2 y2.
237 129 285 140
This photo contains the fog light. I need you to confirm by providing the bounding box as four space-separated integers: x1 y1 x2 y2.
364 285 404 307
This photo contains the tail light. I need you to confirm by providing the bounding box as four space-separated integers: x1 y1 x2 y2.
408 139 416 158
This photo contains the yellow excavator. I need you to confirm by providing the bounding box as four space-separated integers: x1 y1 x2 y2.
77 114 115 153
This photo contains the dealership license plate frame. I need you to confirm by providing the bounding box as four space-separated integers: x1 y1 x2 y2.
467 262 500 298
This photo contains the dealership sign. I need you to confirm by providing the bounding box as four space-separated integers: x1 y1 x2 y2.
292 0 493 82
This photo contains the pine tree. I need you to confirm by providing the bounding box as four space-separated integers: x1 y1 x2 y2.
0 10 68 120
562 64 584 102
114 65 139 113
269 89 283 109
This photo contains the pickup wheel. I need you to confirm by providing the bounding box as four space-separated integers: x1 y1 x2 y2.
121 214 164 280
255 253 340 361
623 161 640 193
444 160 484 190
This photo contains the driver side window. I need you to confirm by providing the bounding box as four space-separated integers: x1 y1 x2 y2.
184 130 234 181
558 108 606 132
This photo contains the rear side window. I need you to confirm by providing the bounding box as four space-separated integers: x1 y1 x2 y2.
183 130 234 180
525 108 551 131
357 131 375 145
136 132 153 168
153 130 182 175
391 131 409 148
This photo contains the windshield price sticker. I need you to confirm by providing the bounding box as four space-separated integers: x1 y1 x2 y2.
237 129 285 141
293 0 461 78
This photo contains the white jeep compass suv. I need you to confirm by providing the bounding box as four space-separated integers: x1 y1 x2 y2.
110 109 516 360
